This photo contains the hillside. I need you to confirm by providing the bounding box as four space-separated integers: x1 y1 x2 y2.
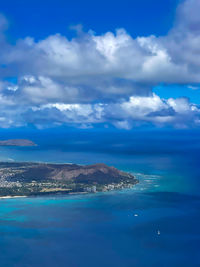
0 162 138 196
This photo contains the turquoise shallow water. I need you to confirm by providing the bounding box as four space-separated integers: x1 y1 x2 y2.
0 129 199 266
0 189 200 267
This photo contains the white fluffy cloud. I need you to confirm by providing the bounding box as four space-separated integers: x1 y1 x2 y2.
0 92 198 129
0 0 200 129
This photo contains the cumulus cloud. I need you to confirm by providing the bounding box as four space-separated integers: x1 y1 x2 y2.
0 91 198 129
0 0 200 129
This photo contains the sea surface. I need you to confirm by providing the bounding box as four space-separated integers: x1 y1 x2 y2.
0 128 200 267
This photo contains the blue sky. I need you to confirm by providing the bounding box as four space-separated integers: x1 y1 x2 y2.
2 0 178 40
0 0 200 130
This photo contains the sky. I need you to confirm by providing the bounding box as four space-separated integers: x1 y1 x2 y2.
0 0 200 130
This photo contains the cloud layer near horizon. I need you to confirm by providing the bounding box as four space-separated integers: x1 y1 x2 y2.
0 0 200 129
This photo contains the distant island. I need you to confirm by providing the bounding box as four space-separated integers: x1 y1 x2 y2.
0 139 37 147
0 162 138 197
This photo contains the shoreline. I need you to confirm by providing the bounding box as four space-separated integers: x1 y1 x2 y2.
0 195 27 199
0 186 137 199
0 192 89 199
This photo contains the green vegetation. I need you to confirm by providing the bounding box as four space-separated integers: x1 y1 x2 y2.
0 162 138 197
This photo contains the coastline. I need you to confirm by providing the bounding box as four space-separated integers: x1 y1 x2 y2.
0 161 138 198
0 195 27 199
0 186 137 199
0 192 89 199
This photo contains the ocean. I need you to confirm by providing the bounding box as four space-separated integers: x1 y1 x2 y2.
0 128 199 266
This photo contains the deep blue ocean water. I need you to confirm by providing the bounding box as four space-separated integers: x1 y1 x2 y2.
0 129 200 267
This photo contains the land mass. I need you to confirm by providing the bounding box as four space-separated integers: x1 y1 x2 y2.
0 162 138 197
0 139 36 147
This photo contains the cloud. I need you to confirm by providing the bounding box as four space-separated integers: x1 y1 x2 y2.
0 0 200 129
0 91 198 129
0 14 8 32
175 0 200 33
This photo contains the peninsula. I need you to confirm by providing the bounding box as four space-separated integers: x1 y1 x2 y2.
0 139 36 147
0 162 138 197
